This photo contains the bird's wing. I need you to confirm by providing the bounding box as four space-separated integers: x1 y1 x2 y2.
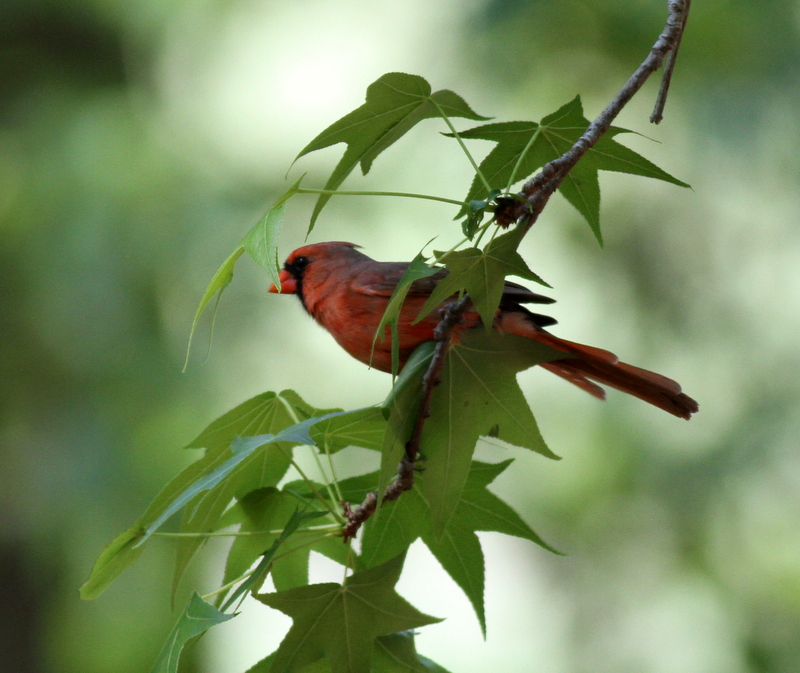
351 262 444 297
501 279 555 305
353 263 556 304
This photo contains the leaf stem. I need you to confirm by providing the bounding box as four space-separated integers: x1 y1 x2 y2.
202 568 257 601
152 524 340 539
200 531 339 603
276 394 344 523
505 125 542 192
295 188 464 207
432 100 493 193
309 444 340 505
323 441 344 505
281 445 343 523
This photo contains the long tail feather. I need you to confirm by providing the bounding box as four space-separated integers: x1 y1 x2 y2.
547 357 698 419
498 311 698 419
540 362 606 400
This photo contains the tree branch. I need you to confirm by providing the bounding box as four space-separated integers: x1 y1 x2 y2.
497 0 692 228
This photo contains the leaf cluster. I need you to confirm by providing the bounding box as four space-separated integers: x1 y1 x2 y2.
83 328 567 672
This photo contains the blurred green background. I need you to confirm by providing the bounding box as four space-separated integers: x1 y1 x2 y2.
2 1 799 672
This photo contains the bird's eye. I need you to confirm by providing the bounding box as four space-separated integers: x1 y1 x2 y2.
292 256 310 271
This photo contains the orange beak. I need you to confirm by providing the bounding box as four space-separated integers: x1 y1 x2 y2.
268 269 297 294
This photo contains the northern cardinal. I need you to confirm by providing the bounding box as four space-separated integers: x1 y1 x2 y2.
269 242 698 419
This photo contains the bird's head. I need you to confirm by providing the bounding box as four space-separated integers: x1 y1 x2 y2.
268 241 362 298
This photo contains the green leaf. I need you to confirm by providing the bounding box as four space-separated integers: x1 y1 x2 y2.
146 408 340 548
81 391 350 600
296 72 488 232
453 96 689 243
372 252 438 376
256 554 441 673
246 631 452 673
242 176 305 287
458 460 560 552
183 246 244 370
419 226 549 327
362 459 558 635
81 390 306 599
171 402 351 597
418 328 562 537
129 390 313 595
80 526 146 600
220 507 331 612
218 488 336 599
165 390 315 594
309 407 387 454
150 593 235 673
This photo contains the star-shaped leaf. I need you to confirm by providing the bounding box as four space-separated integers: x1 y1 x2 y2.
170 399 354 598
453 96 689 243
358 459 558 635
246 631 452 673
415 327 563 536
295 72 488 232
418 225 549 326
169 391 326 596
81 390 320 600
256 554 441 673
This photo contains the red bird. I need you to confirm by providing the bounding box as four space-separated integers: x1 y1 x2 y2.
269 242 698 419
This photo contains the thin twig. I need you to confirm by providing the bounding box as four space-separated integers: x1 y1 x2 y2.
651 0 691 123
403 296 470 464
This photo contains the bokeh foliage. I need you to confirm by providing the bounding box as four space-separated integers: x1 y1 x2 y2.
2 1 799 672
